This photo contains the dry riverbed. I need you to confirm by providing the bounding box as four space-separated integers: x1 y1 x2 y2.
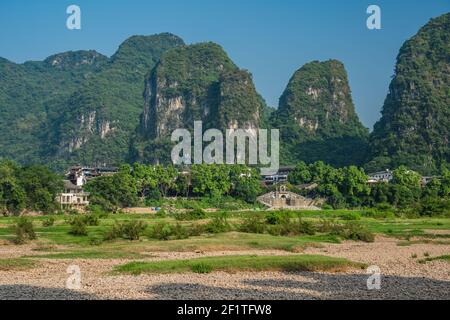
0 236 449 300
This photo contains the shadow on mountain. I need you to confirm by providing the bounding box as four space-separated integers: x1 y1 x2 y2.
292 137 370 167
0 285 98 300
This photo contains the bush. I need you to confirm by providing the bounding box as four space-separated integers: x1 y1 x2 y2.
82 214 100 226
154 209 167 218
104 221 123 241
105 220 147 241
294 218 316 235
171 223 189 240
265 211 291 225
188 223 205 237
204 215 232 234
239 214 266 234
121 220 147 240
174 208 207 221
88 204 109 218
69 217 88 236
148 222 173 241
42 216 55 227
339 222 375 243
13 217 37 244
338 212 361 221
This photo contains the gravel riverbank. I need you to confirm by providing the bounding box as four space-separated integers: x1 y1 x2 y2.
0 236 448 300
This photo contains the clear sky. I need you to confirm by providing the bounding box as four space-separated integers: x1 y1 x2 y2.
0 0 448 129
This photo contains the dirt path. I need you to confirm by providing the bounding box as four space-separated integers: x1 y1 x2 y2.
0 237 449 300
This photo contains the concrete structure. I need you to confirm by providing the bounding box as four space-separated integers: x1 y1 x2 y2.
257 185 320 210
261 166 295 185
67 166 118 187
57 180 90 210
368 170 393 183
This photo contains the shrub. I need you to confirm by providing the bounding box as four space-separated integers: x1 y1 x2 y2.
105 220 147 241
239 215 266 234
174 208 207 221
204 215 232 234
315 218 342 234
88 236 103 246
171 223 189 240
294 218 316 235
42 216 55 227
154 209 167 218
362 208 395 219
121 220 147 240
13 217 37 244
82 214 100 226
338 212 361 221
88 205 109 218
148 222 173 241
69 217 88 236
339 222 375 243
188 223 205 237
265 211 290 225
104 221 124 241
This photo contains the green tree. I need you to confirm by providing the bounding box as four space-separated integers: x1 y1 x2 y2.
191 164 231 198
18 165 62 213
289 162 312 185
229 165 262 203
392 166 421 189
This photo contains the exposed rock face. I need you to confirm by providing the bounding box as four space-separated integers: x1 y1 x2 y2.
44 50 108 70
271 60 369 166
139 43 263 140
51 33 185 165
134 42 265 163
368 13 450 174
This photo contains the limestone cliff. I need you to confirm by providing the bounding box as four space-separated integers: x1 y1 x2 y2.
271 60 369 166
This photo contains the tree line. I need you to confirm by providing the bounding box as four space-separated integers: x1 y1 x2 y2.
0 160 62 215
1 159 449 216
289 162 450 215
85 163 262 211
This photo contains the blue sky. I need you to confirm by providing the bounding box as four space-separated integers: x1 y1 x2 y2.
0 0 448 129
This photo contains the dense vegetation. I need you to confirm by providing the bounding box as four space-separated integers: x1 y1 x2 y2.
368 13 450 175
85 163 262 212
0 33 184 171
0 160 62 215
132 42 265 163
289 161 450 215
0 13 448 175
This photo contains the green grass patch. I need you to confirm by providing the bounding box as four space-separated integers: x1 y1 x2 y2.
0 258 36 271
397 239 450 246
114 254 365 275
28 250 146 260
418 255 450 264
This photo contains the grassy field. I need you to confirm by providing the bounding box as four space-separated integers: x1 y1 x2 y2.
0 258 36 271
114 254 365 275
1 210 449 262
418 255 450 264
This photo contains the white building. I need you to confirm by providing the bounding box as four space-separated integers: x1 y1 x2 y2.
368 170 393 183
57 180 90 210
